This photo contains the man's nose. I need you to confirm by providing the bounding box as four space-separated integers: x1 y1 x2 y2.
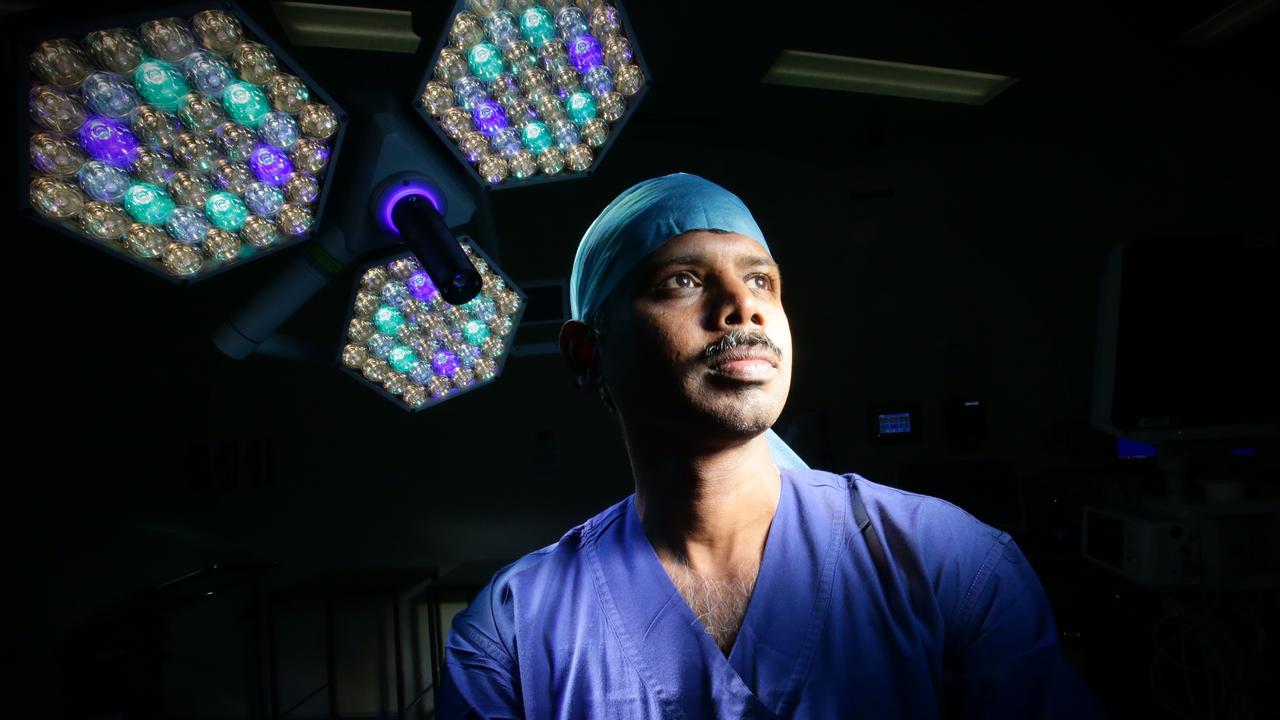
715 280 765 329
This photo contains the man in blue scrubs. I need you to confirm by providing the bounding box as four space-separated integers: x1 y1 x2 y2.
437 174 1102 719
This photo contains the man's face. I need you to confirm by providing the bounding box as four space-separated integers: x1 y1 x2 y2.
596 230 793 443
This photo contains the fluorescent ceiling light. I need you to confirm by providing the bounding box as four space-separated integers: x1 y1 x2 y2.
1179 0 1277 48
0 2 42 16
763 50 1016 106
270 1 420 54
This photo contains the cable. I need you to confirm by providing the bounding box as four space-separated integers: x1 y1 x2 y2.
1147 593 1222 720
1146 591 1261 720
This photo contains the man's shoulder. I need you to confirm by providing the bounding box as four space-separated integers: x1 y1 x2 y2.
854 472 1006 539
478 495 632 596
792 468 1011 562
793 468 1019 625
447 496 632 658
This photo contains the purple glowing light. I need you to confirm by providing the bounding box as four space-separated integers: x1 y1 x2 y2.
78 116 140 168
408 271 439 302
247 144 293 187
471 99 509 137
379 184 445 234
567 34 603 74
431 349 461 376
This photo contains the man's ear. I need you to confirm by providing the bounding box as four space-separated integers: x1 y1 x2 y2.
559 319 601 386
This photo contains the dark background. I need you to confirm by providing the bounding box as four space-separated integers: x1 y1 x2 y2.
6 0 1278 718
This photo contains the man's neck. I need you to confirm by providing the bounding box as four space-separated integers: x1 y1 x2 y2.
629 432 781 581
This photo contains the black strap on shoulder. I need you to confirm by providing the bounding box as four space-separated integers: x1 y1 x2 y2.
850 478 890 573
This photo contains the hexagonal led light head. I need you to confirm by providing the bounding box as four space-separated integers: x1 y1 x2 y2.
415 0 649 189
21 4 346 283
339 239 526 410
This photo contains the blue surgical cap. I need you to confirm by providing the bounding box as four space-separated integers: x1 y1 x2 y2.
568 172 808 470
570 173 769 323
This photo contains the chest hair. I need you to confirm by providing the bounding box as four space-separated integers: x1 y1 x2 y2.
661 559 761 655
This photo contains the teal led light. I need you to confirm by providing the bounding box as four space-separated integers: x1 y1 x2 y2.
122 182 175 225
521 121 552 154
519 6 556 48
565 92 597 125
205 191 249 231
464 295 497 322
222 82 271 127
133 59 190 112
374 305 406 335
388 346 419 374
463 319 490 346
466 43 505 82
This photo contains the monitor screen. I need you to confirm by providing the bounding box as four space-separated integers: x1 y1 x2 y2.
1097 234 1279 437
1116 437 1157 460
878 412 912 435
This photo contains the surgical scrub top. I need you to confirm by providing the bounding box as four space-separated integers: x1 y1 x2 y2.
437 469 1102 719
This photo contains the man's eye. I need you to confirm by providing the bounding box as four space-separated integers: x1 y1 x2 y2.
660 271 699 289
750 274 774 290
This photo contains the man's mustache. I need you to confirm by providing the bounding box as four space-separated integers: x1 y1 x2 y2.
703 330 783 364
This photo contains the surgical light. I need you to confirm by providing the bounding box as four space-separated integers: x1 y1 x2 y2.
382 189 481 305
212 97 482 367
341 241 524 410
21 6 345 283
415 0 649 188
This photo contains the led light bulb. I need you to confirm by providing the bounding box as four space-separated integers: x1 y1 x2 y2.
520 6 557 48
79 116 140 167
467 42 506 82
133 59 190 111
205 191 249 231
222 81 271 127
122 182 175 225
